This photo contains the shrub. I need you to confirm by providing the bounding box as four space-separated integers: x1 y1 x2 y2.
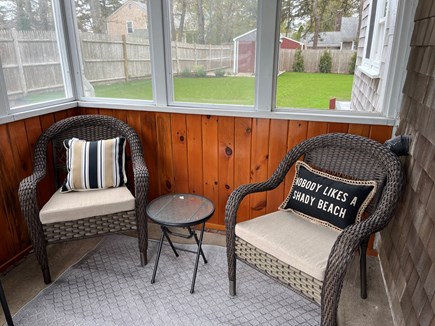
192 65 207 78
181 67 191 77
214 68 225 77
292 49 305 72
319 50 332 73
348 52 357 74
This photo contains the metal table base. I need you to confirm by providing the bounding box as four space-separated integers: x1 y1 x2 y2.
151 223 207 293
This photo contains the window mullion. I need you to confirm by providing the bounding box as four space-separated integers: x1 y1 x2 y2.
0 57 10 116
148 0 169 106
255 0 280 112
63 0 84 99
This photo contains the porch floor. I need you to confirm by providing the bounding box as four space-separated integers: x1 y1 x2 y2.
1 224 394 325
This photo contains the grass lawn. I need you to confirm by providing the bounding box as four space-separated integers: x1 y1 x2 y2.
19 72 354 109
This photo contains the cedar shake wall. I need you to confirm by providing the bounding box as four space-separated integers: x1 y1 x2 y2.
378 0 435 324
350 0 397 113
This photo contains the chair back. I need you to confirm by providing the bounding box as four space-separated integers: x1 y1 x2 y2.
33 115 143 190
277 133 402 220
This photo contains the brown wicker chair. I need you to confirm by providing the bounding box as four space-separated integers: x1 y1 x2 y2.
18 115 149 284
225 133 405 326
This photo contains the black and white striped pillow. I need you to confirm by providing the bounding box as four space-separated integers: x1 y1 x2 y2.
61 137 127 192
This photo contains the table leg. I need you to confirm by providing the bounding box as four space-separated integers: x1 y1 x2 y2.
151 232 165 284
162 226 179 257
0 280 14 326
188 226 207 264
190 222 206 294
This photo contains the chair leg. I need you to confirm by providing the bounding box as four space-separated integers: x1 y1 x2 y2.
229 280 236 296
359 238 369 299
0 280 14 326
140 251 147 266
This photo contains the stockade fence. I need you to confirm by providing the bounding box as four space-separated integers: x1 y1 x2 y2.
0 29 355 98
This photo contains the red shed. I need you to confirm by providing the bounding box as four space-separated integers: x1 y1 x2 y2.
233 30 303 74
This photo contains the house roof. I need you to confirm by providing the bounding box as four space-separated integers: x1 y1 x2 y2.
301 16 358 48
233 29 302 44
107 0 147 21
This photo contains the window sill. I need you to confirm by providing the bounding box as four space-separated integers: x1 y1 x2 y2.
0 99 397 126
0 101 78 125
358 65 381 79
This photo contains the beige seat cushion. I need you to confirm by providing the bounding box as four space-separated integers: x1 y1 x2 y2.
235 210 340 281
40 186 135 224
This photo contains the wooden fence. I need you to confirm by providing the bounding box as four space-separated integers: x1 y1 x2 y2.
0 29 356 97
279 48 356 74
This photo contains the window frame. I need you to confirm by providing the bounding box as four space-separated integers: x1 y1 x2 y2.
0 0 75 116
360 0 389 77
127 21 134 34
0 0 413 127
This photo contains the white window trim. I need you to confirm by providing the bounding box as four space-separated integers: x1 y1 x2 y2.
127 21 134 34
360 0 389 77
0 0 403 127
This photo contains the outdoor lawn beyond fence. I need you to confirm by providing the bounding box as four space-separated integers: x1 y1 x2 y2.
0 29 356 98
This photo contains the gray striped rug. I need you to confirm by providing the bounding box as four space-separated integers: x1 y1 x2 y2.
13 235 320 325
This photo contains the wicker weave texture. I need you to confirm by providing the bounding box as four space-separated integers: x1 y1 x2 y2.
43 210 137 242
18 115 150 284
236 237 322 304
225 133 404 326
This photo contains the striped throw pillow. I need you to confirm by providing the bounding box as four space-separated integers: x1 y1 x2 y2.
61 137 127 192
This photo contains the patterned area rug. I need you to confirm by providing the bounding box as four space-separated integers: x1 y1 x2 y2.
13 235 320 325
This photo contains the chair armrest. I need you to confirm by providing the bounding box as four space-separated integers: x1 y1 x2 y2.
18 171 46 227
132 160 149 205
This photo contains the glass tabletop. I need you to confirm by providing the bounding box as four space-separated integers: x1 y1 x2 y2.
146 194 215 227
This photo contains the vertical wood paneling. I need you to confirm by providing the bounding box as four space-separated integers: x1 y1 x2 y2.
0 108 395 271
171 114 189 193
327 122 349 133
0 124 28 270
186 115 203 195
202 115 219 224
285 121 309 195
234 118 252 222
155 113 174 194
140 111 159 200
369 125 393 143
250 118 270 218
307 121 329 138
348 123 371 137
266 119 288 213
217 116 234 226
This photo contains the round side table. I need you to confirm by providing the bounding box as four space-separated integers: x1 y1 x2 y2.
146 193 215 293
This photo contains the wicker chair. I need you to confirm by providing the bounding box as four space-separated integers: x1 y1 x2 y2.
225 133 404 326
18 115 149 284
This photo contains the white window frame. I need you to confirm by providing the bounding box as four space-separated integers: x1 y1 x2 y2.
360 0 389 77
2 0 416 127
127 21 134 34
0 0 75 119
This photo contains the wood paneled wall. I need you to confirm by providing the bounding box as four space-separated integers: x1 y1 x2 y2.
0 107 393 271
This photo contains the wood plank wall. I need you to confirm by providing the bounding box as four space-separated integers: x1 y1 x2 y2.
0 107 393 271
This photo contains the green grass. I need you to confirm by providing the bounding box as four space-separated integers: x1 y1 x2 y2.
18 72 354 109
276 72 354 108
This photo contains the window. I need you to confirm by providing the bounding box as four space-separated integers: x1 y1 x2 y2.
166 0 258 107
75 0 153 101
362 0 388 74
0 0 72 111
127 21 134 34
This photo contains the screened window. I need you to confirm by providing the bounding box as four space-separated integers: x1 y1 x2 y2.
75 0 153 100
167 0 258 106
0 0 72 111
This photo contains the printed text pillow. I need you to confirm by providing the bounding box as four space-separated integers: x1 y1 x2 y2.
61 137 127 192
279 161 377 231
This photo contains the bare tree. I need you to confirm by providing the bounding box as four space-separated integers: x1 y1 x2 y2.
177 0 187 42
196 0 205 44
89 0 104 33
